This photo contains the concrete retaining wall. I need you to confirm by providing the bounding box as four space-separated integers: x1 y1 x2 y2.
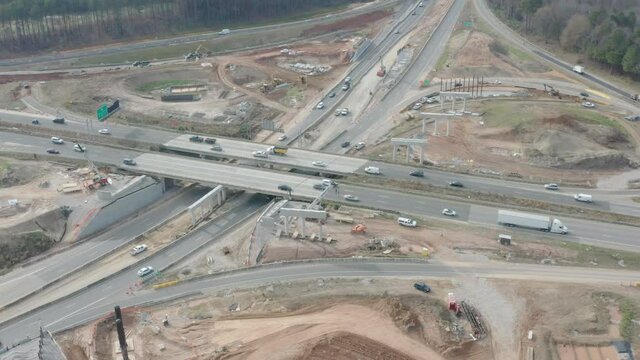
78 175 164 239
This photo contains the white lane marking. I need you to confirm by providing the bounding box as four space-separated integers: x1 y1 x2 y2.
46 296 107 327
0 266 46 287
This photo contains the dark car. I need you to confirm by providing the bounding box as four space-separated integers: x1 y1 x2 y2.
189 135 204 142
448 181 464 188
31 119 40 125
329 92 336 98
313 183 327 190
204 137 217 144
52 117 65 124
123 158 137 166
46 148 59 154
414 282 431 293
580 92 589 97
278 184 292 192
341 141 351 148
410 170 424 177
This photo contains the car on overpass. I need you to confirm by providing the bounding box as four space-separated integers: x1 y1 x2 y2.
73 144 86 152
313 183 327 190
252 150 268 158
204 138 217 144
312 161 327 168
51 137 64 144
123 158 136 166
189 135 204 142
364 166 381 175
278 184 293 193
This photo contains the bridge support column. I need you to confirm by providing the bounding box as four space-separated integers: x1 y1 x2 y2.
392 144 397 162
162 178 175 192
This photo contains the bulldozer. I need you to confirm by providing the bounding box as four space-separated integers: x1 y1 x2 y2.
351 224 366 233
260 77 284 93
376 57 386 77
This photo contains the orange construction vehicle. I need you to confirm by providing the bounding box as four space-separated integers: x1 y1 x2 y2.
351 224 366 233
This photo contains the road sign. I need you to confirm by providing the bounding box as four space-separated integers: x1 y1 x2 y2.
97 104 108 121
463 21 473 27
422 79 430 87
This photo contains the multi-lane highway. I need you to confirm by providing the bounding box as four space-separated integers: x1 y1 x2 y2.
2 131 640 251
163 134 368 174
2 257 640 345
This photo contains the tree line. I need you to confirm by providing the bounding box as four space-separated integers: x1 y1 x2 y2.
488 0 640 77
0 0 360 55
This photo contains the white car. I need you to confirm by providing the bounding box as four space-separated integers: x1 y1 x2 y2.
364 166 380 175
278 134 288 141
316 102 325 109
581 101 595 108
340 108 349 116
252 150 268 158
343 194 359 202
412 102 423 110
544 183 559 190
130 244 148 255
312 161 327 167
98 128 111 135
137 266 154 277
51 137 64 144
354 142 365 150
335 109 342 116
425 97 438 104
73 144 86 152
442 209 457 217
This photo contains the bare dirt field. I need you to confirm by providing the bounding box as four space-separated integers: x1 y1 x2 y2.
362 98 638 185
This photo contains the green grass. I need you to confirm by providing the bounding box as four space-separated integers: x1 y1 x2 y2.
620 299 637 341
506 44 531 61
482 101 538 127
0 159 9 172
434 48 450 72
135 79 202 93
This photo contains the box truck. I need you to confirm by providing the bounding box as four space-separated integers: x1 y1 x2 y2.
267 146 288 155
497 209 568 234
572 65 584 74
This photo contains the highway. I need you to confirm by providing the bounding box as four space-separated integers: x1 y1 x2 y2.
323 0 466 153
0 193 269 345
163 134 368 174
0 186 209 310
2 132 640 251
0 0 405 70
283 0 428 144
2 258 640 345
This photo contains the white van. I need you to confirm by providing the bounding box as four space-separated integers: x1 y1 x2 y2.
574 193 593 203
397 217 417 227
322 179 336 187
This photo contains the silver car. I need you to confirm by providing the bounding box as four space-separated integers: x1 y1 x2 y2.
252 150 268 158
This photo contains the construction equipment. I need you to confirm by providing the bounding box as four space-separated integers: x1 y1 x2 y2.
185 44 211 61
376 57 386 77
543 83 560 97
351 224 366 233
260 77 284 93
632 94 639 102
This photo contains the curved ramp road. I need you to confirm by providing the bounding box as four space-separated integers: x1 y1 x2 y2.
1 259 640 345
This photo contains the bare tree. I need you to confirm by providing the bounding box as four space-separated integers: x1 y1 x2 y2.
560 14 591 51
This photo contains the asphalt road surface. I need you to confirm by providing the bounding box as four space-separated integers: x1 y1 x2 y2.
2 258 640 345
0 186 209 310
0 193 269 345
2 131 640 251
163 134 368 174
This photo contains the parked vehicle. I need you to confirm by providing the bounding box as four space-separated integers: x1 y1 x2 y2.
252 150 268 158
341 108 349 116
410 170 424 177
572 65 584 74
574 193 593 203
189 135 204 142
354 142 365 150
204 137 216 144
342 83 350 91
624 115 640 121
316 102 325 109
341 141 351 148
544 183 559 190
278 134 288 141
130 244 148 256
442 209 457 217
335 109 342 116
343 194 359 202
52 117 65 124
414 282 430 293
123 158 136 165
51 137 64 144
268 146 288 155
397 217 417 227
497 209 568 234
364 166 380 175
412 102 422 110
329 92 336 98
137 266 154 277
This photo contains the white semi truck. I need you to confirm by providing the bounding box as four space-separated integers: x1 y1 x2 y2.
497 210 568 234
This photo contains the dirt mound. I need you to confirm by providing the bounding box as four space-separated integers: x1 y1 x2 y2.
302 10 392 37
300 331 415 360
451 32 523 77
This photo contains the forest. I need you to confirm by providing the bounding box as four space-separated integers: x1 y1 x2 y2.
487 0 640 78
0 0 363 55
